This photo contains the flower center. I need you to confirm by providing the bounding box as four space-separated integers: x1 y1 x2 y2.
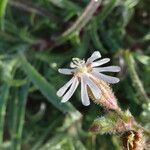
70 58 91 76
77 65 88 73
71 58 85 67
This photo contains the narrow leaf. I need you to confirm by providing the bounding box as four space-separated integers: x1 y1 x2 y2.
0 83 9 146
0 0 8 30
11 83 29 150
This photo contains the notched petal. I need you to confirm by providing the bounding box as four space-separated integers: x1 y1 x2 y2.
57 77 75 97
91 58 110 67
93 66 121 72
58 68 74 75
84 75 101 99
86 51 101 63
61 78 79 102
92 71 120 84
81 77 90 106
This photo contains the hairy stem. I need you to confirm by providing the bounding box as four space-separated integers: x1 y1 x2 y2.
124 50 149 103
62 0 102 37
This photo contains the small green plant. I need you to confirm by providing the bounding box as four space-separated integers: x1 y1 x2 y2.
57 51 149 150
0 0 149 149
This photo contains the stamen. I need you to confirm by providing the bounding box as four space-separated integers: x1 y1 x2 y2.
70 58 85 68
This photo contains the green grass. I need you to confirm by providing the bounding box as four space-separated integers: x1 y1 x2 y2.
0 0 149 149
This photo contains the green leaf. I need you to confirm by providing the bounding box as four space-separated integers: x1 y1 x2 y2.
7 79 27 87
0 58 18 82
39 134 75 150
125 50 150 103
0 0 8 30
31 116 62 150
96 0 117 23
89 21 107 53
134 53 150 65
11 83 29 150
0 83 9 146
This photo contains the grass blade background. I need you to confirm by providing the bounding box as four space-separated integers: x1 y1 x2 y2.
0 0 8 30
11 83 29 150
0 0 149 149
0 83 9 147
18 52 81 115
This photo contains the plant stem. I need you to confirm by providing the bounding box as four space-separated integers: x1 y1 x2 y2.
124 50 149 103
62 0 102 37
0 0 8 30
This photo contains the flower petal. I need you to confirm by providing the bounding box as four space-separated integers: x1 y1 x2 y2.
57 77 75 97
58 68 74 75
61 77 79 103
93 66 121 72
81 76 90 106
91 58 110 67
83 75 101 99
86 51 101 63
92 71 120 84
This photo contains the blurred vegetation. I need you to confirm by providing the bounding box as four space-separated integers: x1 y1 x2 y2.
0 0 149 149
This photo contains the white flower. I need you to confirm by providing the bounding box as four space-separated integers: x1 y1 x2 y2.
57 51 121 106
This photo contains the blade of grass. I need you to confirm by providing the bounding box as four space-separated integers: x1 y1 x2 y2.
62 0 102 37
11 83 29 150
96 0 117 23
0 0 8 30
99 24 120 51
0 83 10 147
11 89 18 150
74 140 87 150
8 0 58 21
89 21 107 53
31 116 62 150
50 0 103 51
39 134 74 150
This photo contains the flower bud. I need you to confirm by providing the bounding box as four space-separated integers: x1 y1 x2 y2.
121 130 145 150
89 110 135 134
